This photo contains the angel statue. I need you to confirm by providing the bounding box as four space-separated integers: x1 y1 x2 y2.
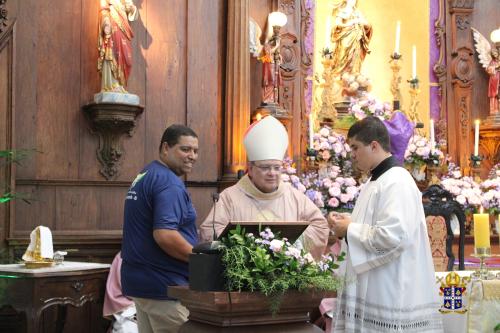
472 27 500 115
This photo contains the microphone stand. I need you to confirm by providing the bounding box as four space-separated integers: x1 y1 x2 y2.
192 192 221 254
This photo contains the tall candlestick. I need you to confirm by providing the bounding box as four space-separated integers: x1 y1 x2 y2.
474 119 480 156
309 114 314 148
325 17 331 50
474 210 490 252
412 45 417 79
394 21 401 55
430 119 435 152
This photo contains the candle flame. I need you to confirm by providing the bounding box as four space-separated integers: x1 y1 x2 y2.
480 206 484 214
256 113 262 121
475 119 480 125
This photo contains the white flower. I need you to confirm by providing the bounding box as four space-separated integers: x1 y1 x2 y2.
285 246 301 259
269 239 284 253
304 253 315 264
319 128 330 137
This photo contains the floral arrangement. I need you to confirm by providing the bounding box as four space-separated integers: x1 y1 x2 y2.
282 158 360 214
340 73 372 96
404 134 445 167
348 95 393 121
480 177 500 215
310 127 352 169
440 172 482 213
220 225 344 313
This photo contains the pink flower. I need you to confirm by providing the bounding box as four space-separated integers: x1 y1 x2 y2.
328 197 340 208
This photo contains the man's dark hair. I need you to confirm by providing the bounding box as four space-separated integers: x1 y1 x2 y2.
347 116 391 152
159 124 198 152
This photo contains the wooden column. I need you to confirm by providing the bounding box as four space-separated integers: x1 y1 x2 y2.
446 0 475 172
277 0 301 163
223 0 250 180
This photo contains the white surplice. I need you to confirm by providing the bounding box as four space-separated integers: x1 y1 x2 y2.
333 167 443 332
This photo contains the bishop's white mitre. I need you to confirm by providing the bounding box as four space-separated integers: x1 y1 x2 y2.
243 116 289 161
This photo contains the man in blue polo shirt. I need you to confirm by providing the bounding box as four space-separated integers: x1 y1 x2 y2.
121 124 199 333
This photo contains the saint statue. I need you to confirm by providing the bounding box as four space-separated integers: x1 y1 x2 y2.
259 23 282 105
329 0 372 76
98 0 138 93
472 27 500 115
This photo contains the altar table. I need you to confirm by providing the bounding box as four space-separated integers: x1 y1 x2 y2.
0 261 110 333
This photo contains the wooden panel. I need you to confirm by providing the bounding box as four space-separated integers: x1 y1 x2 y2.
97 186 126 231
36 0 81 179
188 187 218 227
186 0 225 182
13 185 56 234
144 0 187 162
0 28 13 249
14 0 38 178
55 187 98 231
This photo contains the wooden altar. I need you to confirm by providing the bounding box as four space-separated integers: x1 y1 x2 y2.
0 261 110 333
168 286 334 332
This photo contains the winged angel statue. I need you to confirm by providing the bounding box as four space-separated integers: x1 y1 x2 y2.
471 27 500 115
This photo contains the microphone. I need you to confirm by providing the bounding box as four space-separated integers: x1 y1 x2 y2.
192 192 221 254
211 192 220 242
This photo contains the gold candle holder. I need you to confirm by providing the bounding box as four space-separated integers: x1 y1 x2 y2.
407 77 423 132
469 154 483 183
389 53 402 110
470 253 499 280
317 58 337 123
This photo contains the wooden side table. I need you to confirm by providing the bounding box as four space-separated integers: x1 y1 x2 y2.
0 261 110 333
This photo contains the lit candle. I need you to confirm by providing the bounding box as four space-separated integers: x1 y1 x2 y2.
309 114 314 148
474 208 490 251
412 45 417 79
430 119 435 153
325 16 331 50
474 119 480 156
394 21 401 55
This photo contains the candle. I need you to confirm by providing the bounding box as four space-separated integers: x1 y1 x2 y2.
309 114 314 148
394 21 401 55
430 119 435 153
412 45 417 79
325 16 331 50
474 119 480 156
474 209 490 250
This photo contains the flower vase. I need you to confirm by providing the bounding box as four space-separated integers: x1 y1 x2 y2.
318 161 328 178
406 163 427 182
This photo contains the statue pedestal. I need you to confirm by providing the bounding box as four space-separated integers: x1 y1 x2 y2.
168 286 332 333
479 121 500 177
94 92 140 105
82 102 143 180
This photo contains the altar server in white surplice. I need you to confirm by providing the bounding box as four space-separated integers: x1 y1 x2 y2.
329 116 443 333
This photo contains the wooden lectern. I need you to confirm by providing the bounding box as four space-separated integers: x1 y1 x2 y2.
179 222 334 332
168 286 334 332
